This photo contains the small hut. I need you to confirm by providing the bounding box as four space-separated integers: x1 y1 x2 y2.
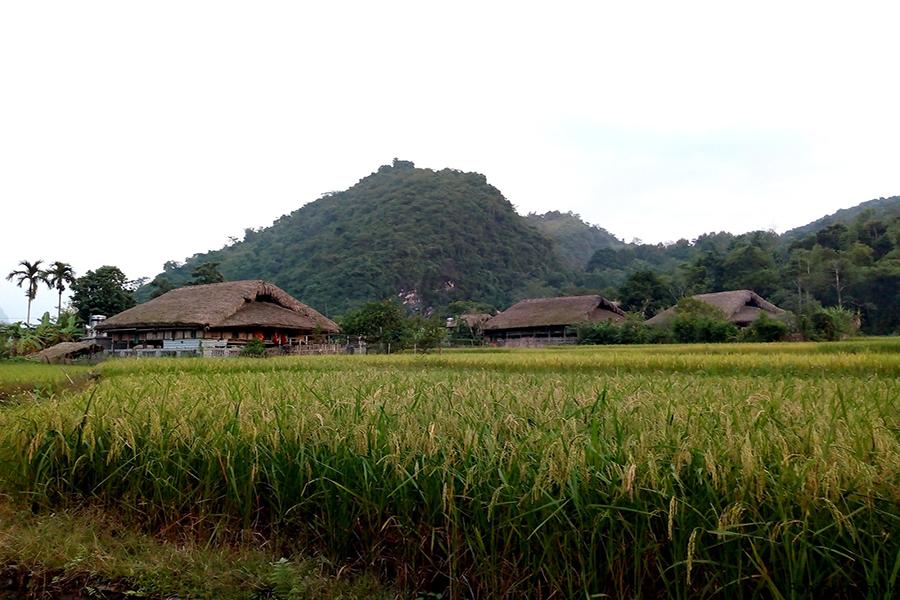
483 295 625 345
30 341 105 363
445 313 492 330
645 290 786 327
96 280 338 349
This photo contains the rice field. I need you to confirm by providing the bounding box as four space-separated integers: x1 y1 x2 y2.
0 362 93 402
2 341 900 598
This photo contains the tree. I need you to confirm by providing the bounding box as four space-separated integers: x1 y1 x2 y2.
41 261 76 320
720 245 779 297
70 266 137 321
403 314 446 353
811 246 853 308
190 262 226 285
618 270 670 318
6 259 46 324
341 300 407 348
149 277 179 298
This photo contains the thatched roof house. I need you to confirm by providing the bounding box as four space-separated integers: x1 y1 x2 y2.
484 295 626 343
97 280 338 349
645 290 786 327
446 313 492 330
30 341 104 363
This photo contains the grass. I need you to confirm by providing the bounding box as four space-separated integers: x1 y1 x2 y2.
0 362 94 404
0 496 398 599
2 340 900 598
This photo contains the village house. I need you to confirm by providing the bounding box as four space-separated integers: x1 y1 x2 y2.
96 280 338 350
644 290 787 328
483 295 626 346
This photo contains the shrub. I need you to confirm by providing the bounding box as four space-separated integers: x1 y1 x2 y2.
743 313 789 343
669 298 737 343
617 320 647 345
240 338 268 358
577 320 622 345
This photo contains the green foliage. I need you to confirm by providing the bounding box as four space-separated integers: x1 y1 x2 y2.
341 301 407 347
341 300 446 352
134 169 900 337
447 321 482 346
741 312 789 342
403 315 446 353
524 210 623 268
70 266 136 322
781 195 900 242
41 261 76 319
795 306 859 342
618 270 670 318
576 319 622 345
575 317 648 345
147 162 571 315
239 338 268 358
669 298 738 343
6 259 46 323
149 276 178 299
0 312 84 358
190 262 226 286
5 347 900 597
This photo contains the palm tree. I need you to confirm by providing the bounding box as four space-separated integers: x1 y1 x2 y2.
6 259 45 324
42 261 76 320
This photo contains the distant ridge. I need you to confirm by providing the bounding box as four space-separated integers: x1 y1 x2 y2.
524 211 625 268
143 160 570 315
781 195 900 241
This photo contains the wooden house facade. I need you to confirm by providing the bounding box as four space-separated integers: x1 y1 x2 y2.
483 295 626 345
644 290 787 328
96 280 339 349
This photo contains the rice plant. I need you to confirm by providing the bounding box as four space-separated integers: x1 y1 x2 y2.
2 342 899 598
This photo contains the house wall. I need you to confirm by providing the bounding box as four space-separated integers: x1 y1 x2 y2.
485 325 572 340
108 326 322 348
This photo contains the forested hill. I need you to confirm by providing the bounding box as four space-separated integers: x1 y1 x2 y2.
146 160 570 315
781 196 900 241
524 211 625 268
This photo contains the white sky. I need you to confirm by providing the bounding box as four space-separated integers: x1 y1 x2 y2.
2 1 898 322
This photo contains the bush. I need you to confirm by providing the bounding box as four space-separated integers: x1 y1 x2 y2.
743 313 789 343
577 320 623 345
617 320 647 345
644 326 673 344
240 338 268 358
798 307 858 341
669 299 738 344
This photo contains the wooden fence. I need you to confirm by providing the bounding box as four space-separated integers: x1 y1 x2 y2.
108 344 349 359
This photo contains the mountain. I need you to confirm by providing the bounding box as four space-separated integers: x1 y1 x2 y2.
146 160 571 315
523 211 625 268
0 306 8 324
781 196 900 241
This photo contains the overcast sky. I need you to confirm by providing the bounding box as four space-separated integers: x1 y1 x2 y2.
2 2 898 322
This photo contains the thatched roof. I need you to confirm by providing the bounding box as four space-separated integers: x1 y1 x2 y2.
30 341 104 363
446 313 492 329
484 295 626 330
97 280 339 333
645 290 786 327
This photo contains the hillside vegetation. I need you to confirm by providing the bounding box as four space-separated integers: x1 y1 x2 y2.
578 199 900 334
781 195 900 241
149 160 570 315
523 210 624 268
139 161 900 335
